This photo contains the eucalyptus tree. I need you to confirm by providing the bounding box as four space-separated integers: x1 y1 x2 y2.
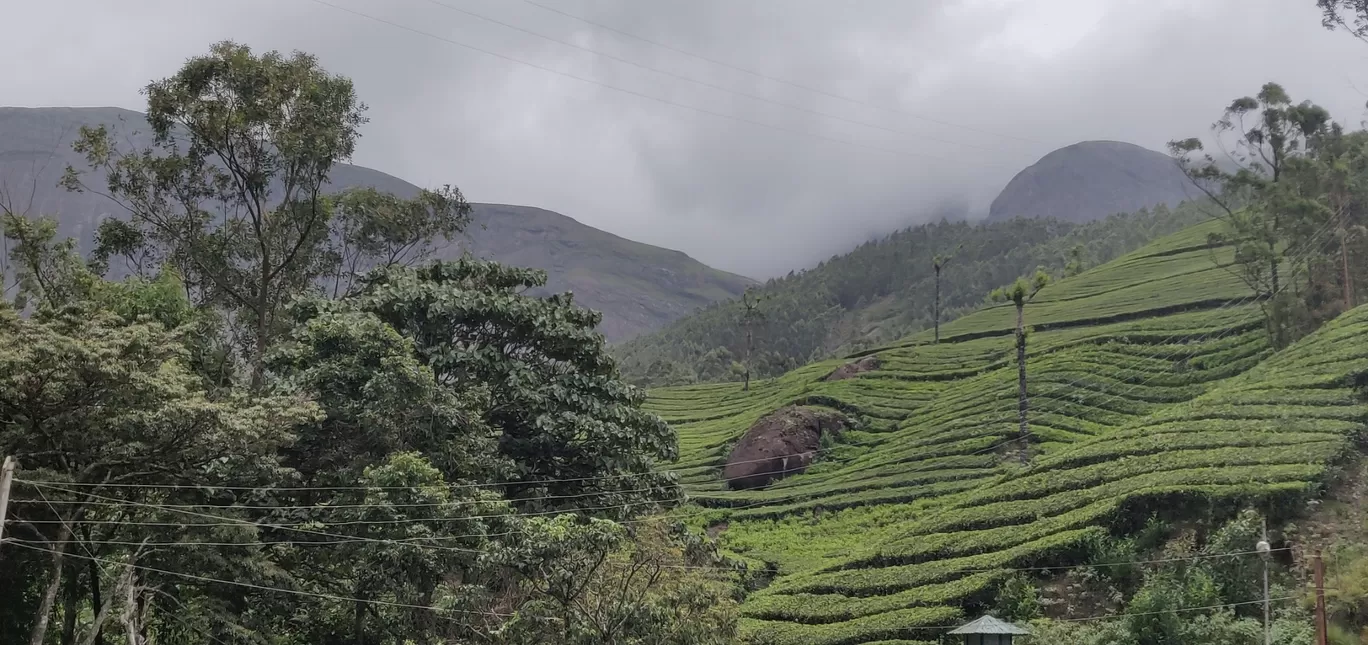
61 41 469 387
989 268 1051 463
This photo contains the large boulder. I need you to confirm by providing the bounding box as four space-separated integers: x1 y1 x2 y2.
722 406 849 490
825 354 881 381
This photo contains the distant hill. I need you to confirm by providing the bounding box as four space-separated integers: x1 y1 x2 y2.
0 106 754 341
987 140 1201 224
615 198 1214 386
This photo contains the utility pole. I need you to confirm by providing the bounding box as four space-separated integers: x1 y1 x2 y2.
740 288 764 393
1258 520 1271 645
933 257 943 344
0 456 15 554
1315 549 1329 645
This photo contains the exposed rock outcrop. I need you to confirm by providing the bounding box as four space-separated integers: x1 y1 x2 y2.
722 406 849 490
825 354 881 381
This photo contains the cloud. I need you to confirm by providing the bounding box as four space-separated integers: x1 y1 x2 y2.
3 0 1367 277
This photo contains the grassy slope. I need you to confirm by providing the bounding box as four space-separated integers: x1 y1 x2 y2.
647 220 1368 645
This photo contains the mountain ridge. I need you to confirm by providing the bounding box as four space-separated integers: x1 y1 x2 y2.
0 106 755 341
615 198 1214 386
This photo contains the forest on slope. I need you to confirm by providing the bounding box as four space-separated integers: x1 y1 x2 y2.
616 200 1215 387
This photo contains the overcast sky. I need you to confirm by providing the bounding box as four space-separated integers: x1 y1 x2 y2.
3 0 1368 278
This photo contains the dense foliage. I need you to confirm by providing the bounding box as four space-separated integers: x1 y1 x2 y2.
1170 82 1368 349
615 201 1213 387
58 41 471 387
0 42 735 645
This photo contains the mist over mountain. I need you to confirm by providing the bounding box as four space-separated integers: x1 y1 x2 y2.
0 106 754 341
986 140 1202 224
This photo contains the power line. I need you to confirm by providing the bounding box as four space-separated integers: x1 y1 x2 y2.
16 480 494 553
762 212 1341 529
2 542 1302 629
963 209 1345 459
33 213 1295 514
11 450 862 524
3 541 513 618
15 440 853 493
918 596 1301 630
1020 212 1344 425
6 530 1289 576
16 482 676 510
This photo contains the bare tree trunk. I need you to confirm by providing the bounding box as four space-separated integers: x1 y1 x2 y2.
122 572 139 645
87 550 105 645
80 560 131 645
28 525 71 645
134 582 148 645
1015 303 1029 465
61 560 81 645
251 292 269 390
354 598 366 645
1270 254 1280 297
79 587 116 645
743 323 752 392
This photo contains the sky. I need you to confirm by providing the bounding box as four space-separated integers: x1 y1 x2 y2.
3 0 1368 278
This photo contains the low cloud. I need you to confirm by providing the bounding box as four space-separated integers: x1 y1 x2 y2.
4 0 1368 277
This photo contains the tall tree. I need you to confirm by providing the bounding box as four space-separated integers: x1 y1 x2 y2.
989 268 1051 463
60 41 470 388
1319 0 1368 42
1064 243 1087 277
1169 82 1334 347
1308 130 1368 311
931 243 962 343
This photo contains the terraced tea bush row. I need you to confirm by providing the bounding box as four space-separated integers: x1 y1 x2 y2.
643 222 1358 643
738 605 963 645
742 572 1001 623
768 526 1108 597
744 308 1368 639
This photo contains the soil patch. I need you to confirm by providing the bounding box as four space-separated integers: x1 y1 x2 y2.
825 355 882 381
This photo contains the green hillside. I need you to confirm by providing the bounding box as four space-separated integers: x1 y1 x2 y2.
648 219 1368 644
616 200 1213 386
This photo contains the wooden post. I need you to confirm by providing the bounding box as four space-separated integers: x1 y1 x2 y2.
1315 549 1328 645
0 456 15 553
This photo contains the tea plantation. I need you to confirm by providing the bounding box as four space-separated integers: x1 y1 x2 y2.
646 219 1368 645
